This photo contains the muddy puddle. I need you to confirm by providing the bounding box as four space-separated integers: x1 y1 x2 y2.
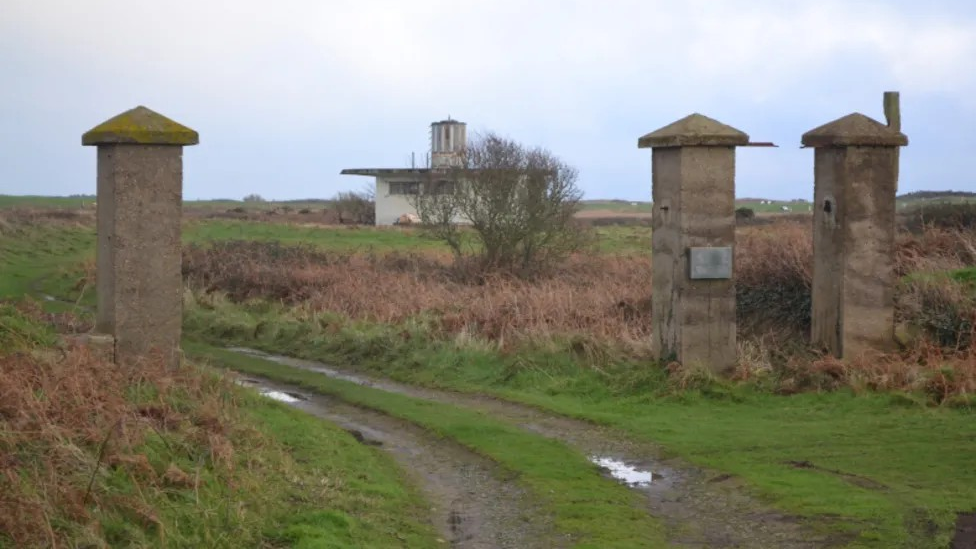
235 373 562 549
591 456 657 487
228 347 839 548
236 377 305 403
952 512 976 549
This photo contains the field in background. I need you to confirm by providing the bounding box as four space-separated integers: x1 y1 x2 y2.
7 193 971 226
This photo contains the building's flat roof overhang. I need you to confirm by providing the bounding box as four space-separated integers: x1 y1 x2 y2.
341 168 555 176
340 168 435 176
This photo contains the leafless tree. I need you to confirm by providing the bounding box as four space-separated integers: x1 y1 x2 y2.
410 132 590 277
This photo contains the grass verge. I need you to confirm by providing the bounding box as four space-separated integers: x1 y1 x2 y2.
0 303 438 548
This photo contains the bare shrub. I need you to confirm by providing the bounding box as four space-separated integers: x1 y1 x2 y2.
896 277 976 349
735 221 976 347
734 207 755 221
895 227 976 276
332 188 376 225
736 223 813 337
410 132 592 278
900 202 976 233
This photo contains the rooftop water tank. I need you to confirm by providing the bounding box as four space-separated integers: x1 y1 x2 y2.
430 118 466 168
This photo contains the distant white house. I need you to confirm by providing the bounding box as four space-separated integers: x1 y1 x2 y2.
341 118 468 226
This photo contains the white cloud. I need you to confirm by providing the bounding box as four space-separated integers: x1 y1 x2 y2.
6 0 975 114
2 0 975 199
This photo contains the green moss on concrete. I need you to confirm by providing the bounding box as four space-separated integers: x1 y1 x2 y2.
82 106 199 146
802 113 908 148
638 113 750 148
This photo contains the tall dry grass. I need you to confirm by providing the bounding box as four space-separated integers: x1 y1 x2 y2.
0 303 246 546
183 242 655 351
0 208 95 235
182 221 976 354
180 220 976 399
736 222 813 336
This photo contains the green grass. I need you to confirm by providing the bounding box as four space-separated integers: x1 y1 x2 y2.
0 195 97 209
594 226 650 254
185 341 668 548
182 299 976 548
579 200 652 213
0 194 336 211
902 267 976 295
0 224 95 301
899 196 976 206
2 196 652 258
184 220 446 253
243 396 438 548
185 219 654 256
950 267 976 285
88 387 439 548
735 199 813 213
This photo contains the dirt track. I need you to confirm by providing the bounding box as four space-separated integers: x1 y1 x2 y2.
238 375 562 548
230 348 840 548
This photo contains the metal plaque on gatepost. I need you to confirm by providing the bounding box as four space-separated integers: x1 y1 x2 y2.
688 247 732 279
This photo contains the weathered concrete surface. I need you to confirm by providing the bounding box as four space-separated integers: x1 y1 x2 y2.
642 115 746 372
802 113 907 148
84 107 197 367
639 113 749 148
650 148 680 361
804 113 907 358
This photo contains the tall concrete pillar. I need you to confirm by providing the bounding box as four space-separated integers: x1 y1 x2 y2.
802 113 907 358
82 106 198 366
638 114 749 372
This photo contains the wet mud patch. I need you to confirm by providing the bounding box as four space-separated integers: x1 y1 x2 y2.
227 348 844 548
233 372 560 549
952 512 976 549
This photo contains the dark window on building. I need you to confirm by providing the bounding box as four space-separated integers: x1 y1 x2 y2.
426 180 456 195
389 181 420 195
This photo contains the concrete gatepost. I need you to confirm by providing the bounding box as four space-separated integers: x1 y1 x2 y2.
82 106 198 367
638 114 750 373
802 112 907 358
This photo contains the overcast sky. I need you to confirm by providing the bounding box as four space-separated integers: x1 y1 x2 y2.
2 0 975 201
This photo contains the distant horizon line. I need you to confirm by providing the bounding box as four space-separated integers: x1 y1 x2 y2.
3 191 974 204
